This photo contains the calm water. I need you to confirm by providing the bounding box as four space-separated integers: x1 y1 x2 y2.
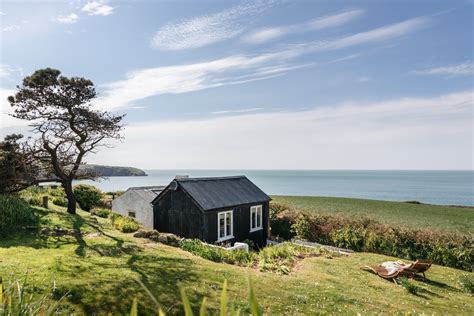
75 170 474 206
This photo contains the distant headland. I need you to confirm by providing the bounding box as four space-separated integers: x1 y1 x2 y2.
79 164 147 177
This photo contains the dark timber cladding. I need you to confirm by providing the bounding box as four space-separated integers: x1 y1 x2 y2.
152 176 271 247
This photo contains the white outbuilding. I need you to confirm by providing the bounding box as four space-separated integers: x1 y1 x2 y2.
111 186 165 228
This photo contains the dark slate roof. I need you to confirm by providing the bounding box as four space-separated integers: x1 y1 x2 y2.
178 176 271 210
128 186 165 203
154 176 271 211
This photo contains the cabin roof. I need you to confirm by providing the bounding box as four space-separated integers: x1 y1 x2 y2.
127 186 165 203
153 176 271 211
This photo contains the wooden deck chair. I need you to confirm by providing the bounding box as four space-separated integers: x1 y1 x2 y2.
402 260 432 279
361 265 417 284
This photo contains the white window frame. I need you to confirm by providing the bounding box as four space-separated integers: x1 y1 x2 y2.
250 205 263 232
217 210 234 242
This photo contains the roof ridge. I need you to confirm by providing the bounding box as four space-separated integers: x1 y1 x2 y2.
176 175 247 182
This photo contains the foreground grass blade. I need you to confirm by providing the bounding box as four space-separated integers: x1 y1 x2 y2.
130 298 138 316
180 287 193 316
220 279 228 316
199 297 207 316
248 278 262 316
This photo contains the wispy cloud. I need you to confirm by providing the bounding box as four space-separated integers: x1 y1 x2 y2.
243 9 364 44
323 16 429 50
150 1 274 50
91 90 473 170
0 88 29 131
82 1 114 16
212 107 263 115
0 65 22 79
55 13 79 24
414 61 473 77
99 16 429 110
1 25 20 32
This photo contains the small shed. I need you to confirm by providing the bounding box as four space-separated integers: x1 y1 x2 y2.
152 176 271 247
111 186 165 228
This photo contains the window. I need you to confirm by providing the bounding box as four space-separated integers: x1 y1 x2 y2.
217 210 233 242
128 211 136 218
250 205 263 232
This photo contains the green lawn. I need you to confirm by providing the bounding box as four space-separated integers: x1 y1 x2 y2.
272 196 474 234
0 206 472 315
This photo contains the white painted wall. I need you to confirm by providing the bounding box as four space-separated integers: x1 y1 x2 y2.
111 190 154 228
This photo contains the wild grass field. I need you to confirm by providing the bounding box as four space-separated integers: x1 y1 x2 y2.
273 195 474 233
0 200 473 314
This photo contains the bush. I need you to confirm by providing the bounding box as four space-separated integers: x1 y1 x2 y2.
0 194 36 236
271 206 474 271
458 275 474 294
91 208 111 218
73 184 102 211
112 214 140 233
179 239 323 274
52 196 68 207
180 239 255 266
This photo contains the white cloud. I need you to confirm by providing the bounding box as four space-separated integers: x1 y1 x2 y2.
100 16 428 110
323 16 429 50
243 9 364 44
2 25 20 32
55 13 79 24
82 1 114 16
0 65 23 80
90 91 473 170
0 12 5 15
212 107 263 115
414 62 473 77
95 52 300 110
0 88 29 133
150 1 274 50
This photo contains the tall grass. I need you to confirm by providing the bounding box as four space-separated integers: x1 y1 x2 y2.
0 277 262 316
0 276 63 316
0 195 36 236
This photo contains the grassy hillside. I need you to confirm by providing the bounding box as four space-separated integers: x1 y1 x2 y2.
273 196 474 234
0 204 472 314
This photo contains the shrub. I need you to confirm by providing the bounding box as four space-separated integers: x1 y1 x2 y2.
458 275 474 294
112 214 140 233
52 196 68 207
179 239 323 274
91 208 111 218
23 195 43 207
73 184 102 211
180 239 255 266
271 205 474 271
0 194 36 236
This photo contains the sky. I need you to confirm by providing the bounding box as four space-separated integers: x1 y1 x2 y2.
0 0 473 170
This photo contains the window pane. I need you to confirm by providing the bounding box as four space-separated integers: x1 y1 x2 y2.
226 213 231 236
251 209 256 229
257 210 261 227
219 214 225 238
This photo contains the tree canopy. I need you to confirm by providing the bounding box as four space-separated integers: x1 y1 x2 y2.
8 68 124 213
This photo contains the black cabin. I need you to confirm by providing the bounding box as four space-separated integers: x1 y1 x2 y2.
151 176 271 247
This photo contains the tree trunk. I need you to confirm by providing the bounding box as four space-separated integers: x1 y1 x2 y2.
64 181 76 214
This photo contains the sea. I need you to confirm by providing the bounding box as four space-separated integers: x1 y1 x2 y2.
74 170 474 206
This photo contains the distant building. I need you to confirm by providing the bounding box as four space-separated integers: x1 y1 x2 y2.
111 186 165 228
152 176 271 247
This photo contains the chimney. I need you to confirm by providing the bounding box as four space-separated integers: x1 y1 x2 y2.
175 175 189 180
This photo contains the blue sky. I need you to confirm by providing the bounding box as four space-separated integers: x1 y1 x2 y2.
0 0 473 169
